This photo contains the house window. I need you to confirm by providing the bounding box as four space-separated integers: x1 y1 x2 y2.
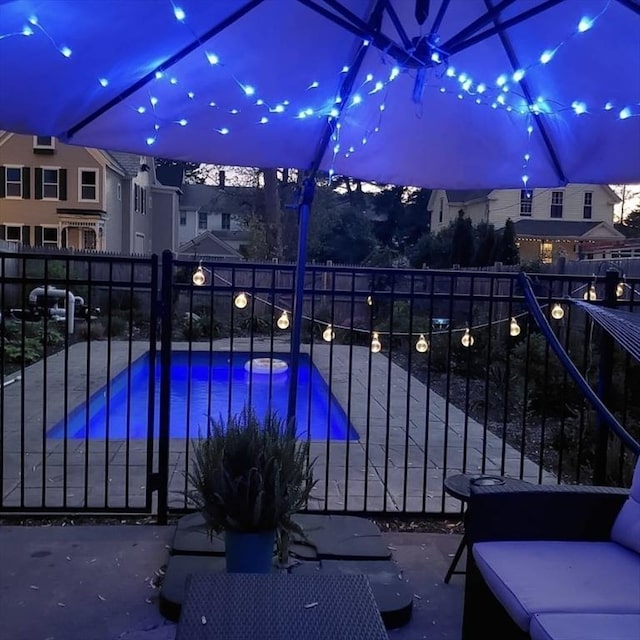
79 169 98 201
439 197 444 223
33 136 55 150
540 242 553 264
42 227 58 247
5 167 22 198
42 168 59 199
550 191 563 218
141 187 146 214
83 229 96 250
221 213 231 230
33 136 53 147
198 211 208 230
583 192 593 219
520 189 533 215
5 225 22 242
134 184 140 212
116 182 122 201
179 211 187 226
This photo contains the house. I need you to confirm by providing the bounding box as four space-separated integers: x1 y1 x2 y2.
156 167 251 258
0 132 179 255
428 184 624 262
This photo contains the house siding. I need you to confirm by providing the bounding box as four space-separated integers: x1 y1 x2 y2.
0 133 104 248
431 184 616 233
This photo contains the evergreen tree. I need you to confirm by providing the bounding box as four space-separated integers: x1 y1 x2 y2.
495 218 519 265
450 210 475 267
474 221 497 267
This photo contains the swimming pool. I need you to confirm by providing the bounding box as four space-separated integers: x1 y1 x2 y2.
49 351 358 440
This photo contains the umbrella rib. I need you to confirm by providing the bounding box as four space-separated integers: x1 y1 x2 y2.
306 0 387 176
614 0 640 16
440 0 518 52
381 0 413 49
65 0 266 140
303 0 423 66
429 0 452 38
447 0 565 56
482 0 568 185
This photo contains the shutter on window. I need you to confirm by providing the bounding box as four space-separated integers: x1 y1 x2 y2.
0 166 5 198
35 225 43 247
61 228 67 248
35 168 43 199
0 225 5 240
22 167 31 199
59 169 67 200
22 226 31 246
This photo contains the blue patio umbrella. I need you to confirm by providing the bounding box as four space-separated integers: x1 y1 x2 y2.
1 0 639 417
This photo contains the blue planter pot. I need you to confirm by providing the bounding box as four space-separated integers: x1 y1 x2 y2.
225 529 275 573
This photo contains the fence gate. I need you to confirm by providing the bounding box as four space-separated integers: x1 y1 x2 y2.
0 251 159 515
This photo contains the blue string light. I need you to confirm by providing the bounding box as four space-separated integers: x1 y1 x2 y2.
5 2 636 179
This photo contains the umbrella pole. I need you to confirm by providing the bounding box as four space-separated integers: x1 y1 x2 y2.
287 177 315 428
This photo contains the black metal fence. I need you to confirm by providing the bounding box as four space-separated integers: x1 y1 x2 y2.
1 250 638 519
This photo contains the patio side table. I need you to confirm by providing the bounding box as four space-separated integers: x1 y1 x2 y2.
443 474 531 584
176 572 389 639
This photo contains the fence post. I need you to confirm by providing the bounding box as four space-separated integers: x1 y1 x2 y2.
593 269 618 485
157 250 173 524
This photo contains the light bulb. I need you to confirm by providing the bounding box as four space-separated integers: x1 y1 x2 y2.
461 328 474 348
583 285 597 301
370 332 382 353
616 282 625 298
416 334 429 353
277 310 290 330
509 317 521 337
551 304 565 320
322 324 335 342
192 265 206 286
366 295 373 306
234 292 248 309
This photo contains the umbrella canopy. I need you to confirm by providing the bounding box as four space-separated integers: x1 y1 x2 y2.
0 0 638 188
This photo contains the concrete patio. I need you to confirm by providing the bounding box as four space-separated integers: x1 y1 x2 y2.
0 523 465 640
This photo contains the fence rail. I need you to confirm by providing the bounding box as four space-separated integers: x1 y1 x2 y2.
1 250 638 519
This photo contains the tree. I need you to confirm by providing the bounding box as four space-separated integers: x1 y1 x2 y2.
615 210 640 238
450 210 475 267
494 218 519 265
371 186 430 252
610 184 640 222
474 221 497 267
306 186 376 264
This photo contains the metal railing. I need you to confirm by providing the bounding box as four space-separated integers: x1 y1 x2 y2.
1 249 638 519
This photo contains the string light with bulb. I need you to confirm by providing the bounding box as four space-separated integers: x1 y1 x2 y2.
277 310 290 330
234 292 248 309
187 262 615 355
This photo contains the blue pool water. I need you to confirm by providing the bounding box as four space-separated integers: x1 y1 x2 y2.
49 352 358 440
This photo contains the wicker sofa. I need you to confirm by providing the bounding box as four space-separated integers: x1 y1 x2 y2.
461 460 640 640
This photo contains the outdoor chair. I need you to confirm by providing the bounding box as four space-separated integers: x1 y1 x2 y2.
461 458 640 640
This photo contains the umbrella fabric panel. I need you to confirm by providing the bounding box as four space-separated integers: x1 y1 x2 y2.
0 0 638 188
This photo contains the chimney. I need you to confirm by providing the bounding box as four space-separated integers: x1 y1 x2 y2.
219 170 226 189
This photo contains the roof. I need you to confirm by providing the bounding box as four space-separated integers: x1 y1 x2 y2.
180 183 256 212
178 231 244 259
512 219 621 239
446 190 493 203
104 151 141 177
156 164 184 188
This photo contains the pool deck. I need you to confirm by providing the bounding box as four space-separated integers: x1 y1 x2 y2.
1 338 554 513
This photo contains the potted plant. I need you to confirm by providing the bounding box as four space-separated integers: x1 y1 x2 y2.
187 406 316 573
